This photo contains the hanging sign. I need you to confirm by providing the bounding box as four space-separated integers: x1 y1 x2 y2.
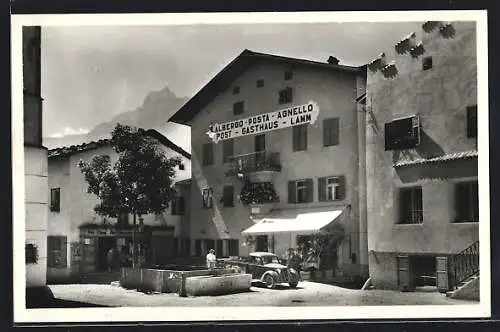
206 100 320 143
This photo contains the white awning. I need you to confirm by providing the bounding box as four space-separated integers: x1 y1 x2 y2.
242 210 344 235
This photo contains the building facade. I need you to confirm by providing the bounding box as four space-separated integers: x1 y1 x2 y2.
46 131 191 281
23 26 49 289
170 50 368 279
365 21 479 291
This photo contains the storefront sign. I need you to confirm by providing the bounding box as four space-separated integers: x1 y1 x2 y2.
206 101 320 143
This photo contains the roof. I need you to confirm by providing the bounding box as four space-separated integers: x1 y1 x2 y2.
48 128 191 160
168 49 365 125
174 178 192 186
394 150 478 167
250 252 278 257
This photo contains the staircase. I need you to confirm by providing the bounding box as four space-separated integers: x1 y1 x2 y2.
446 241 479 301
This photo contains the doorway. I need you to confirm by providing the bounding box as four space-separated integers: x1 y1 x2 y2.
97 237 117 271
255 134 266 165
411 255 437 288
255 235 268 252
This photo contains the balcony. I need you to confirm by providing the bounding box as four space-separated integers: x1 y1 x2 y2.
226 151 281 182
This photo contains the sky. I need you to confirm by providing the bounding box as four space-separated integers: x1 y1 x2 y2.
41 21 422 138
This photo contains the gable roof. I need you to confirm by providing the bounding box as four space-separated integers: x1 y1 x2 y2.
168 49 366 125
48 128 191 160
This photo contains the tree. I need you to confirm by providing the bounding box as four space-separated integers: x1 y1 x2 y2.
298 223 346 271
78 124 181 267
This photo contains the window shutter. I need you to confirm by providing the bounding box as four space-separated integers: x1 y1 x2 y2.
399 189 411 223
318 177 326 201
323 119 331 146
305 178 314 203
302 125 308 150
331 118 339 146
292 126 299 151
384 122 392 150
455 183 467 221
337 175 346 200
288 181 296 203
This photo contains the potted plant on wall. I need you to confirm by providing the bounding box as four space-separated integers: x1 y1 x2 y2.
240 181 279 215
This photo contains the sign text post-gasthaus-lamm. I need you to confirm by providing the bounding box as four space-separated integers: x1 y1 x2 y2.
206 101 320 143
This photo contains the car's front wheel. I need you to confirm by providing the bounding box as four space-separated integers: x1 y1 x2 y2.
263 274 275 289
289 282 298 288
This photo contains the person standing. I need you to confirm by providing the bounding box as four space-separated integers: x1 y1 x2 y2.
106 248 114 272
206 249 216 269
287 248 302 280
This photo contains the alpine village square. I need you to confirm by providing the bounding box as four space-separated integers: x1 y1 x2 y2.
23 20 480 308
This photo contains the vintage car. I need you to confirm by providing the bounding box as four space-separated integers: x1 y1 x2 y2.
223 252 300 289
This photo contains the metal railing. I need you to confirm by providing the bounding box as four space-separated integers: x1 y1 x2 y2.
226 151 281 176
452 240 479 288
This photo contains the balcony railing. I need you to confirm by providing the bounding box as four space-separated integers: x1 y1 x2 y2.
226 151 281 176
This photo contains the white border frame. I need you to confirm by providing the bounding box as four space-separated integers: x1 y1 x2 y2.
12 10 490 323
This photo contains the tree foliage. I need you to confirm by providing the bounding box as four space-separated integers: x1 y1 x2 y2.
298 223 346 269
78 124 181 221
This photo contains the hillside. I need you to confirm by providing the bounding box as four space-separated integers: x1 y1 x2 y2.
43 85 191 153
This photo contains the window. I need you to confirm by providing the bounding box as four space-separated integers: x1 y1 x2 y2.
256 79 264 88
467 105 477 138
202 143 214 166
50 188 60 212
288 179 313 203
284 69 293 80
171 196 185 215
205 239 215 254
202 188 213 208
179 163 185 170
222 139 234 164
318 176 345 201
398 187 423 224
293 124 308 151
181 238 191 257
233 101 244 115
47 235 67 268
455 181 479 222
233 86 240 95
323 117 340 147
278 87 293 104
228 239 239 256
222 185 234 207
384 115 420 150
423 56 432 70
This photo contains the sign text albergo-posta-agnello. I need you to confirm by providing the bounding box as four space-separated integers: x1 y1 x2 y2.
206 101 320 143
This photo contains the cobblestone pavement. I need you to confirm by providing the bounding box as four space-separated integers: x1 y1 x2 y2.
48 281 474 307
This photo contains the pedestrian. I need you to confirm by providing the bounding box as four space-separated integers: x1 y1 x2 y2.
287 248 302 280
206 249 216 269
106 248 114 272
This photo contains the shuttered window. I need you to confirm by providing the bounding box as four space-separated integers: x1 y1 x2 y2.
288 179 313 203
205 239 215 255
222 139 234 163
195 239 202 256
202 188 213 208
398 187 423 224
293 124 308 151
323 117 340 146
455 181 479 222
50 188 60 212
216 239 224 257
202 143 214 166
318 176 346 201
47 235 67 268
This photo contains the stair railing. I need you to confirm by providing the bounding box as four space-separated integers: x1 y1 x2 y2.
452 240 479 288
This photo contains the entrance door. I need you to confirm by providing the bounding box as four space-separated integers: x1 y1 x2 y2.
397 255 413 291
98 237 117 271
254 134 266 165
436 256 450 293
255 235 268 252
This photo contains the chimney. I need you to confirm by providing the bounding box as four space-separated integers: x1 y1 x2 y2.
327 56 340 65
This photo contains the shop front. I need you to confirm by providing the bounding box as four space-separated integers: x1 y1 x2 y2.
241 208 348 280
78 224 176 273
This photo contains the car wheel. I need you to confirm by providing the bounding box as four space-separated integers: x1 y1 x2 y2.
289 282 298 288
263 274 275 289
